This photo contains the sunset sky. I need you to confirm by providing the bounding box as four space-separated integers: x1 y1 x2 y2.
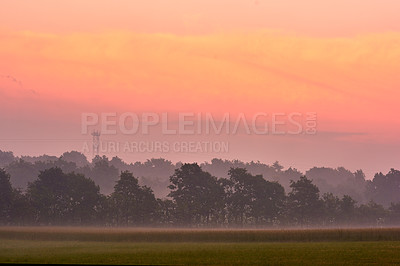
0 0 399 179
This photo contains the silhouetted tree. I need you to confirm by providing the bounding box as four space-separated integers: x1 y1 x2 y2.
89 157 119 195
61 151 89 167
338 195 357 225
9 188 33 225
110 171 157 225
227 167 285 225
366 169 400 207
322 193 341 225
272 161 284 172
357 201 387 226
0 150 15 167
0 168 13 224
286 176 323 226
20 154 58 163
27 167 103 225
131 158 176 198
156 199 177 225
6 159 38 190
388 203 400 225
306 167 366 203
168 163 224 225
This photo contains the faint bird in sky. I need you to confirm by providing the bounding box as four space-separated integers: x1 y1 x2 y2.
0 74 23 87
0 74 38 96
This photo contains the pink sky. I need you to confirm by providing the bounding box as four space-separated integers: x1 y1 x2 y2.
0 0 399 178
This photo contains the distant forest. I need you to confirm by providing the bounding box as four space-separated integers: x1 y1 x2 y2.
1 150 400 227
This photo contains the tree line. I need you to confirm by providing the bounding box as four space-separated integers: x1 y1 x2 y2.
1 163 400 227
2 150 399 207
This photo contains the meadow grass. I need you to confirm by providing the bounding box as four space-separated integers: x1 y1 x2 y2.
1 226 400 242
1 239 400 265
1 227 400 265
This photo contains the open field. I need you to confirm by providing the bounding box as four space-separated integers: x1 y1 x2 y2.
1 227 400 265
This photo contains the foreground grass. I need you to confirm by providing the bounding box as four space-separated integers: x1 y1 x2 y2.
2 227 400 265
2 227 400 242
1 240 400 265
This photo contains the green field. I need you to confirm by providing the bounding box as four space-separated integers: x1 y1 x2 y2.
1 227 400 265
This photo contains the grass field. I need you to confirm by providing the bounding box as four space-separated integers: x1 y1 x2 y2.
1 227 400 265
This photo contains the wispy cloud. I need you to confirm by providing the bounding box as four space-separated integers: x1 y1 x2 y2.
0 29 399 141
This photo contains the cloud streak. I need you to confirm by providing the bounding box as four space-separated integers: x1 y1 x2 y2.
0 29 399 140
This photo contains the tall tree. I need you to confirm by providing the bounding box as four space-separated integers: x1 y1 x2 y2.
366 169 400 207
286 176 323 226
227 168 285 225
27 167 103 225
321 193 341 225
0 168 14 224
0 150 15 168
89 157 119 195
61 151 89 167
168 163 224 225
110 171 157 225
27 168 70 224
338 195 357 224
5 159 38 191
66 172 105 224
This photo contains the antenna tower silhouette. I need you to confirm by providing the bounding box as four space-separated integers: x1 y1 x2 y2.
91 130 101 157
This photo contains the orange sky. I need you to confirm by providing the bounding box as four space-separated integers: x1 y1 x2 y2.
0 1 399 178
